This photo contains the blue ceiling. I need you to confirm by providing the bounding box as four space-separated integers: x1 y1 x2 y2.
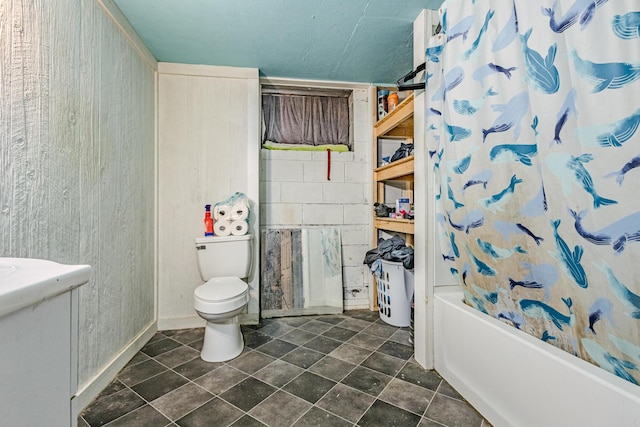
113 0 443 85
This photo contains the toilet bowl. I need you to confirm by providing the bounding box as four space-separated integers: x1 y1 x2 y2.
194 277 249 362
194 234 253 362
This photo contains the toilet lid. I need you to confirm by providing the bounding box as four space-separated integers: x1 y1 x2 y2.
195 277 248 302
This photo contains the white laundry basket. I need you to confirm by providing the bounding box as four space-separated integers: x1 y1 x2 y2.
376 260 414 327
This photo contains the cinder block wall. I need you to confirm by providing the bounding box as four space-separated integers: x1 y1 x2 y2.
260 87 373 309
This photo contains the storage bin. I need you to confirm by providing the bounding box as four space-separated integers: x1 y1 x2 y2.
376 260 414 327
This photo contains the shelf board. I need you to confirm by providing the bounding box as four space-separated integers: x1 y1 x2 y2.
374 93 415 138
374 155 414 181
374 217 415 234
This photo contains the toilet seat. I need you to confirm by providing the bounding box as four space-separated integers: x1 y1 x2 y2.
194 277 249 314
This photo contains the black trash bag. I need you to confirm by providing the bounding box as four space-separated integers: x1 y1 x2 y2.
377 235 406 257
373 202 394 218
393 246 414 270
363 236 414 270
389 143 414 163
363 247 380 266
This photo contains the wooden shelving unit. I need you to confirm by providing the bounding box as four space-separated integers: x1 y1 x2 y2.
374 217 415 234
374 154 414 181
371 92 415 310
373 93 414 139
372 92 415 239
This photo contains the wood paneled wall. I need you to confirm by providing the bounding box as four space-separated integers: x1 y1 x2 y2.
0 0 156 387
157 64 260 328
261 228 343 317
261 229 304 311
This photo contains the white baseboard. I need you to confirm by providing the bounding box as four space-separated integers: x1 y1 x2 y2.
344 300 370 310
262 306 342 318
239 313 259 325
157 313 259 331
72 321 157 418
157 315 205 331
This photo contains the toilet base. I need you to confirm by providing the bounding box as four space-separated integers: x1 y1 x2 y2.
201 316 244 362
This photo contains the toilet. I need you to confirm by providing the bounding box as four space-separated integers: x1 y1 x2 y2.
194 234 252 362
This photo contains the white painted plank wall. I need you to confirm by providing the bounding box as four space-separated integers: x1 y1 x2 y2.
157 64 260 329
260 86 373 309
0 0 155 391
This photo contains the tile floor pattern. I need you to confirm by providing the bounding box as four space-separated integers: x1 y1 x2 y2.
79 310 491 427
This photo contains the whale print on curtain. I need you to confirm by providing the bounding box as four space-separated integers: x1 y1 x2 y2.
427 0 640 385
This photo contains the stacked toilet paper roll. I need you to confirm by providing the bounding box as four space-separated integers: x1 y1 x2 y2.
231 203 249 221
214 220 231 236
213 204 232 221
213 193 250 236
215 217 248 236
230 219 248 235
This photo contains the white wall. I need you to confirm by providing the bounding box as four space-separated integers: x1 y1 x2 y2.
0 0 156 409
259 81 373 309
157 63 260 329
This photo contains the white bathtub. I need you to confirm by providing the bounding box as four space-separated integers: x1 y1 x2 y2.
433 287 640 427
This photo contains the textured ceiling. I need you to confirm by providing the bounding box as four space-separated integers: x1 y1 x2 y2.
113 0 443 84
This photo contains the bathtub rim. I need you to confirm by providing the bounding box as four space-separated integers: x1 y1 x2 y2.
433 286 640 427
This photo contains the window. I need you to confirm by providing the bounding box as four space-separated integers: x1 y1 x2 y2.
262 86 352 150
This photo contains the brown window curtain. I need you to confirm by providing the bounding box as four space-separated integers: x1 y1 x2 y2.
262 94 349 147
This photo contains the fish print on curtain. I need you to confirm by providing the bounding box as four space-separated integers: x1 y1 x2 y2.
427 0 640 385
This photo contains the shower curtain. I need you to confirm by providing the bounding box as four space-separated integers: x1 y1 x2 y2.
428 0 640 385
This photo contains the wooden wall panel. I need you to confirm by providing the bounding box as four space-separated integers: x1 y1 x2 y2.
261 228 343 316
261 229 283 310
291 228 304 309
0 1 10 253
157 64 260 327
280 229 293 310
0 0 156 388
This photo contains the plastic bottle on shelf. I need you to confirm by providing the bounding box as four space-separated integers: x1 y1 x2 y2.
377 90 389 120
388 92 399 111
204 204 214 236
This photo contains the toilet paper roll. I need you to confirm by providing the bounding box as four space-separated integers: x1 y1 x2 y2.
214 220 232 236
230 203 249 221
214 204 232 221
230 220 248 236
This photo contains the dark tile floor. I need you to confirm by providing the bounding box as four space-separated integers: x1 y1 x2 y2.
79 310 491 427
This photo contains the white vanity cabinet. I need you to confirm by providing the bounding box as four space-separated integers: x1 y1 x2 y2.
0 258 91 427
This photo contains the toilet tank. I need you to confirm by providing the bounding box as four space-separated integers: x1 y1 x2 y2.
195 234 253 280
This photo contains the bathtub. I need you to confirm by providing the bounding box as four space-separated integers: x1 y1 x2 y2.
433 287 640 427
